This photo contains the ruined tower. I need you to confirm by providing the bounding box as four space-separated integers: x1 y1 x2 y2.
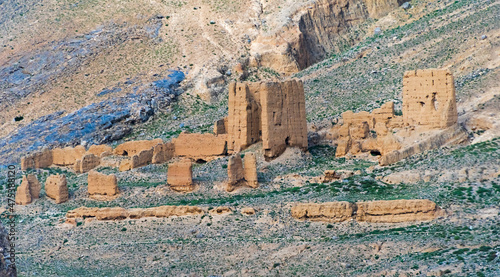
402 69 458 129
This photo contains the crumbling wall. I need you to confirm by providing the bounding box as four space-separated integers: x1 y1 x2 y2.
402 69 458 129
214 118 228 135
291 202 355 222
380 124 468 166
119 147 155 171
335 101 403 157
227 82 261 152
87 170 118 196
225 79 308 159
243 153 258 188
75 153 100 173
87 144 113 157
260 80 308 159
173 132 227 160
45 174 69 204
113 139 163 156
356 199 441 223
52 146 86 166
20 148 53 170
226 153 259 191
167 159 194 192
291 199 442 223
15 174 41 205
227 155 244 186
152 142 174 164
66 205 204 220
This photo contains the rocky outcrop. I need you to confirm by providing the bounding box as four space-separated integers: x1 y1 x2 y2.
226 80 308 160
0 220 16 277
402 69 458 129
250 0 404 74
52 146 86 166
66 205 204 220
356 199 441 223
209 207 233 216
312 170 342 183
291 199 442 223
380 124 468 166
20 148 52 170
291 202 355 222
87 170 118 196
87 145 113 157
167 159 194 192
113 139 163 156
45 174 69 204
240 207 256 216
15 174 41 205
172 132 227 161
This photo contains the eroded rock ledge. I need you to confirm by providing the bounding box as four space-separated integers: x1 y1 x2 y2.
291 199 443 223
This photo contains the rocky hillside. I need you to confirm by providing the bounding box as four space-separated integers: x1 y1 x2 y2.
0 0 408 165
1 0 499 276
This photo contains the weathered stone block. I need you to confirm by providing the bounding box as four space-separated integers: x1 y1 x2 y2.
87 170 118 196
75 153 100 173
291 202 355 222
113 139 163 156
167 159 194 192
52 146 86 166
173 132 227 160
15 174 41 205
20 148 53 170
243 153 258 188
356 199 440 223
87 144 113 157
402 69 458 129
152 143 174 164
45 174 69 204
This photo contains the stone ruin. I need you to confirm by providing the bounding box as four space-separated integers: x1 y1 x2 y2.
52 146 86 166
66 206 204 221
21 148 52 170
172 132 227 161
152 142 175 164
332 69 462 165
15 174 41 205
20 144 109 172
291 199 442 223
218 79 308 160
87 170 119 197
87 144 113 157
402 69 457 129
167 159 194 192
226 152 258 192
113 139 163 156
74 153 101 173
119 140 175 171
333 101 403 157
45 174 69 204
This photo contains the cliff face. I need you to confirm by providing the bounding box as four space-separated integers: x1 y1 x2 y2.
251 0 403 74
